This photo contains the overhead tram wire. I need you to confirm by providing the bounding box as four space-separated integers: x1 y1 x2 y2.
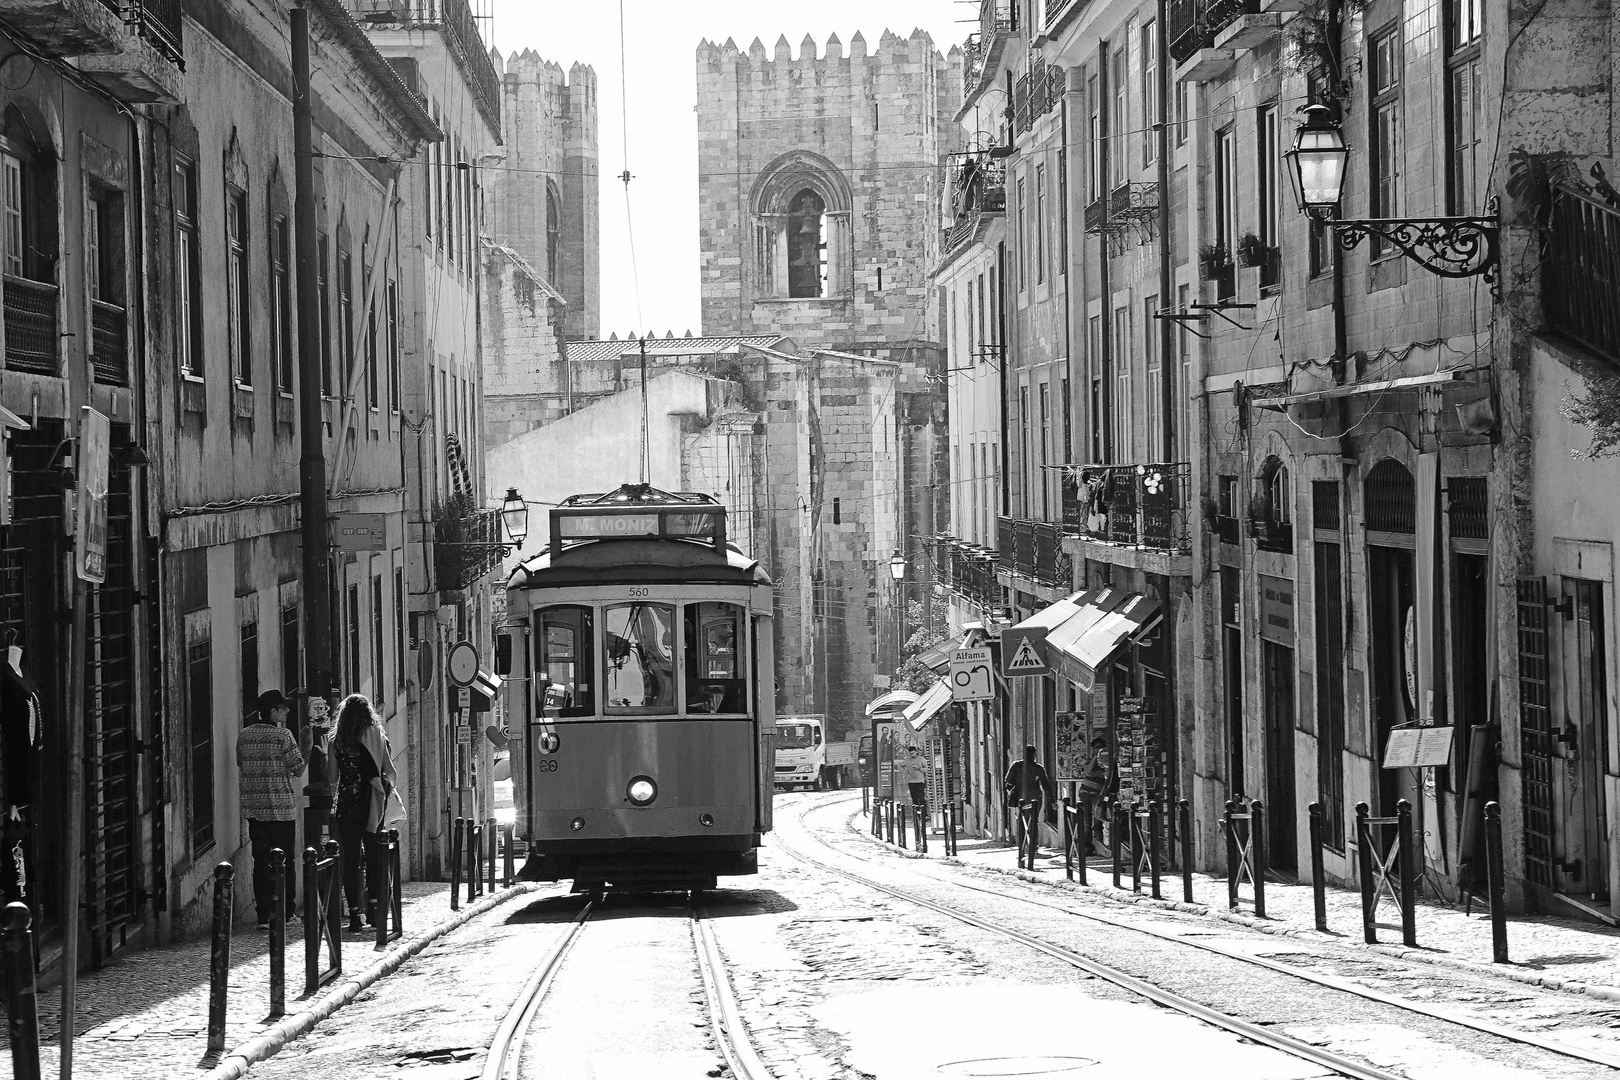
617 0 651 483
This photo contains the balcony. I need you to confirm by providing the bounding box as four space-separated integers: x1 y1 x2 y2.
981 0 1017 39
997 518 1072 590
74 0 184 102
945 152 1006 255
932 536 1000 608
90 300 128 386
356 0 501 135
1071 463 1192 554
0 0 123 59
434 505 503 591
3 275 59 376
1013 59 1063 134
1547 181 1620 367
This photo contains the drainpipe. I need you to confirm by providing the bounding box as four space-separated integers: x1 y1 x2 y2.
1098 41 1114 463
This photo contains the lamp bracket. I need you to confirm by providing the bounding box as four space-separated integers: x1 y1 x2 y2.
1326 196 1501 298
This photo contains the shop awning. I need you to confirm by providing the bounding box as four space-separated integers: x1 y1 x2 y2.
1008 591 1091 634
866 689 920 717
904 679 954 730
915 640 955 674
1046 591 1162 692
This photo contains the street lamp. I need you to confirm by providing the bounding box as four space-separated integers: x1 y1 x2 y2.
500 487 529 548
889 550 907 581
1285 104 1500 295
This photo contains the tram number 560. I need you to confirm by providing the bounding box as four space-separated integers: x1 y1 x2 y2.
535 758 560 773
628 587 650 598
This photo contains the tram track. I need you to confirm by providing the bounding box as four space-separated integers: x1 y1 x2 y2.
480 892 773 1080
778 793 1620 1080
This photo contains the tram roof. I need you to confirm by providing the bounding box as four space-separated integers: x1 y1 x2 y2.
506 537 771 591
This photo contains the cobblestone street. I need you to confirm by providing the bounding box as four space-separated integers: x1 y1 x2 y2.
17 793 1620 1078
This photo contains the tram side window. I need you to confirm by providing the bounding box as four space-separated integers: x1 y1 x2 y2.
538 606 594 717
685 602 746 714
604 602 677 713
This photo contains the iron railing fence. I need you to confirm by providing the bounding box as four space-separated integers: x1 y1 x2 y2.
125 0 183 67
91 300 128 386
1070 463 1192 553
996 518 1070 588
4 276 58 375
1547 182 1620 367
434 506 503 590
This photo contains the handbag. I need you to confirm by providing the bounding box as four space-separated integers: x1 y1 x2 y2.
374 779 407 832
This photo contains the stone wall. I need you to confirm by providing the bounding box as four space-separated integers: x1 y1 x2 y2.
488 47 599 340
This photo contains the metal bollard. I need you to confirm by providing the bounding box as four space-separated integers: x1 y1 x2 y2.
1129 803 1142 894
914 803 927 854
503 823 516 887
1110 801 1124 889
487 817 498 893
207 861 234 1053
468 821 482 898
1178 799 1194 904
1250 799 1267 919
303 847 320 990
449 816 464 910
1308 803 1328 933
374 832 391 951
268 848 286 1017
1484 801 1509 963
1355 801 1376 944
1076 799 1089 886
897 803 909 849
1396 799 1417 947
3 902 41 1080
1223 799 1239 910
1148 801 1162 900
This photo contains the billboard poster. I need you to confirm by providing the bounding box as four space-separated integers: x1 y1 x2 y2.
75 406 110 584
873 719 926 802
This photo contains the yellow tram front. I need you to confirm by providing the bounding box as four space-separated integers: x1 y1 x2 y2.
503 486 775 891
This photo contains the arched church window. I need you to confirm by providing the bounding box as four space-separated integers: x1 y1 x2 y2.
545 182 561 285
786 188 827 298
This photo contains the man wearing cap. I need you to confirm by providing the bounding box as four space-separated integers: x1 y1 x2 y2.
237 690 312 928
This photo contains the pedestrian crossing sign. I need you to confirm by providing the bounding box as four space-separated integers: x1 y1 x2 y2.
1000 627 1051 677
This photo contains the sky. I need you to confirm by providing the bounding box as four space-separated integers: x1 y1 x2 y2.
488 1 965 340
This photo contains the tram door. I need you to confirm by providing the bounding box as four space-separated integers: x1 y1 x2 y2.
1554 578 1610 900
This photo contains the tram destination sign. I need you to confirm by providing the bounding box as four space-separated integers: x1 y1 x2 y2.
555 509 720 541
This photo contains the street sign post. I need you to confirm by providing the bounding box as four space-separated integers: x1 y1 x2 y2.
949 647 995 701
1000 626 1051 677
448 641 480 688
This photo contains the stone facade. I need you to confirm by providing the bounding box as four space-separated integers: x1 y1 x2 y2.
488 49 598 341
694 32 956 731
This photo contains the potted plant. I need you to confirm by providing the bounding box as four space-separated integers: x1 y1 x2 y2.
1199 242 1232 281
1236 232 1270 269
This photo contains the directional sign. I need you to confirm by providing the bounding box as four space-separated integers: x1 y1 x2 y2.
1000 626 1051 677
949 647 995 702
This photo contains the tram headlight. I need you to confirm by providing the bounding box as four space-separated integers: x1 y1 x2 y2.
699 813 715 828
570 817 586 831
627 776 657 806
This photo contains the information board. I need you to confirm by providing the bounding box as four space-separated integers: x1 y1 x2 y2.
1382 724 1455 769
1054 711 1088 782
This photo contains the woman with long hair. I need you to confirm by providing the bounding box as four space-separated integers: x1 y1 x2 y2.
333 694 397 931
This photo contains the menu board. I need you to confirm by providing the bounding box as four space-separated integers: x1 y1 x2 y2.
1383 725 1455 769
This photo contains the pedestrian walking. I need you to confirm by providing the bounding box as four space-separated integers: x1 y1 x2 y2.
903 742 929 815
1078 736 1114 855
236 689 311 928
1003 744 1056 869
333 694 397 932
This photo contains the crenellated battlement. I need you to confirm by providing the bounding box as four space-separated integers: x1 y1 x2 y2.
696 28 942 70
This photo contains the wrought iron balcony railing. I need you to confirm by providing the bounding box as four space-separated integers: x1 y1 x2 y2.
434 505 503 590
1013 58 1062 135
3 275 58 376
996 518 1072 588
1068 463 1192 554
126 0 183 67
91 300 128 386
931 535 1000 607
981 0 1017 40
1547 181 1620 367
1169 0 1261 63
945 152 1007 253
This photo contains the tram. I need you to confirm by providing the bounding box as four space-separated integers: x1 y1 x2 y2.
501 484 775 892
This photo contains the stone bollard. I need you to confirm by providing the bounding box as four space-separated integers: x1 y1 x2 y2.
207 862 235 1053
2 902 41 1080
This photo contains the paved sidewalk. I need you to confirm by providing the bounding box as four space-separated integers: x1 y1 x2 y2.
856 808 1620 1001
2 880 526 1080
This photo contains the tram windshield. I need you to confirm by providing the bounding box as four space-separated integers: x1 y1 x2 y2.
537 606 594 717
776 723 817 749
604 602 677 712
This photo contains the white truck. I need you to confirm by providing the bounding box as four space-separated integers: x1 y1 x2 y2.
774 715 830 790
